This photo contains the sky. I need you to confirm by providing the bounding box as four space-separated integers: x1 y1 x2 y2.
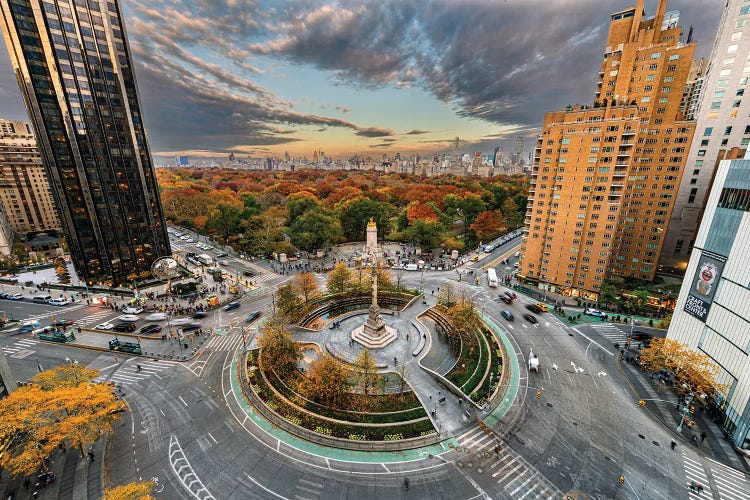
0 0 723 161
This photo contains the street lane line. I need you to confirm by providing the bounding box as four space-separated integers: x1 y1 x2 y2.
178 395 188 407
247 474 289 499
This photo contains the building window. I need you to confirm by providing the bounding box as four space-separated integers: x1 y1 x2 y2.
725 126 733 135
704 127 713 136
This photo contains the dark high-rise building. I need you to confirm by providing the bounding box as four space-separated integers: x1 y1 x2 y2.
0 0 170 284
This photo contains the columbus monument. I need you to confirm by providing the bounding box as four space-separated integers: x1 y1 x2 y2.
351 261 397 348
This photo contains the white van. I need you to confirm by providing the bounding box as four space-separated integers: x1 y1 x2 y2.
33 294 52 304
49 298 71 306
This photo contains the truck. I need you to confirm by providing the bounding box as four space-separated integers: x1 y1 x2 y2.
487 268 498 288
196 254 213 265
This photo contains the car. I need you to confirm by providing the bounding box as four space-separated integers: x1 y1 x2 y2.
483 245 495 253
140 324 163 334
501 310 514 321
122 306 143 315
584 308 607 318
219 260 229 266
144 312 167 321
95 322 115 330
193 311 208 319
113 322 137 332
523 313 538 324
49 298 72 306
242 270 256 277
186 238 196 243
630 331 656 346
245 311 261 323
171 317 193 326
179 235 190 240
513 262 519 268
504 290 517 300
501 295 513 304
0 292 7 299
118 314 139 323
224 301 240 311
7 293 23 300
181 322 201 331
534 302 549 313
52 319 74 328
216 252 228 258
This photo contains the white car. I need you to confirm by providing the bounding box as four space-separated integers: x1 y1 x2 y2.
95 322 114 330
144 312 167 321
118 314 139 323
49 298 71 306
122 306 144 315
186 238 196 243
180 235 190 241
219 260 229 266
171 317 192 326
584 308 607 318
7 293 23 300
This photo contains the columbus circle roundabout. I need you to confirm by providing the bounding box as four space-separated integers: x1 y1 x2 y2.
226 259 525 487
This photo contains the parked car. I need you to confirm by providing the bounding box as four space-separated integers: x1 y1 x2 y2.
7 293 23 300
113 322 137 332
122 306 144 315
523 313 538 324
95 322 115 330
501 310 514 321
193 311 208 319
49 298 71 306
584 308 607 319
216 252 228 258
181 322 201 331
144 312 167 321
245 311 261 323
224 301 240 311
219 260 229 266
140 324 163 335
504 290 517 300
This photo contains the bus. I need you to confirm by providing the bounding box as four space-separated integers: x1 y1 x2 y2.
487 268 498 288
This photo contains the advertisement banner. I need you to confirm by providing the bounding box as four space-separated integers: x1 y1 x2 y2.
683 252 726 322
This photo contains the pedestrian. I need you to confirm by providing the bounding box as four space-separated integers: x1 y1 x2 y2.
700 431 707 443
87 451 95 462
670 440 676 451
691 435 698 446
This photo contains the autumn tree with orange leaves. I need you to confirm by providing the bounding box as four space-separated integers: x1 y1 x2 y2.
301 354 350 408
638 338 729 398
0 364 126 477
470 210 505 242
103 480 155 500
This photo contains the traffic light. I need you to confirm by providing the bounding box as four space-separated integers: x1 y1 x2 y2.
536 389 542 399
619 475 625 486
638 400 646 407
689 405 695 414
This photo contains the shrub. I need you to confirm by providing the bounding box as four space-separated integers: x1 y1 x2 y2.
314 426 332 436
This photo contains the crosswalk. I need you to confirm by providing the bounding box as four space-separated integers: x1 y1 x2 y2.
589 323 628 346
205 333 244 353
1 338 39 359
454 427 560 498
94 358 177 386
72 309 115 328
683 452 713 499
247 272 277 285
25 303 86 322
706 457 750 500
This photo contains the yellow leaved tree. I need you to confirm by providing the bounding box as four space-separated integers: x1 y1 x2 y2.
638 338 729 397
103 480 155 500
0 364 127 477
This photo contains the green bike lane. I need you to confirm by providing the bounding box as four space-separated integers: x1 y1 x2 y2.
226 316 521 465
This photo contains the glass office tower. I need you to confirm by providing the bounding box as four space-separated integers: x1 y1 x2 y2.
0 0 170 284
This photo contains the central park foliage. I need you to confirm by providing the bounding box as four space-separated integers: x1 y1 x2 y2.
157 169 528 254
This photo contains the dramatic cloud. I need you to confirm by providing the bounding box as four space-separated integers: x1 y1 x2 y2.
0 0 722 157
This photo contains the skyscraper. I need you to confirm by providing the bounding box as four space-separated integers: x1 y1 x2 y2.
0 119 60 235
661 0 750 272
518 0 696 297
0 0 170 284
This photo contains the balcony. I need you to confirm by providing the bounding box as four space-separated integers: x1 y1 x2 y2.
622 129 636 136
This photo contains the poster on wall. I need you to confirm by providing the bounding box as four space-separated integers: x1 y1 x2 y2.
683 252 726 322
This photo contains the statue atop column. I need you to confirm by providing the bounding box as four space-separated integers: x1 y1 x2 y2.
351 260 397 348
363 218 381 261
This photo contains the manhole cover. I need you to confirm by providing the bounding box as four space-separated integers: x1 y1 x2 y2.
476 467 484 474
484 452 491 458
638 434 645 439
546 403 553 408
476 453 483 460
448 443 455 449
652 441 660 446
573 422 578 427
467 462 474 468
457 461 464 468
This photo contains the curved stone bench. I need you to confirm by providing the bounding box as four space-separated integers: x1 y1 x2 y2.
324 343 388 369
411 321 427 356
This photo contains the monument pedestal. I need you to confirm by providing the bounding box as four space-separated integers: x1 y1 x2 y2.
351 304 397 348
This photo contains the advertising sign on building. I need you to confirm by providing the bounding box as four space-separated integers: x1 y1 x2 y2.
683 252 726 322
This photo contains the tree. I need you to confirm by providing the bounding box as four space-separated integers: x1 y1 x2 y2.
470 210 505 242
0 365 127 477
326 262 353 295
257 323 301 377
207 202 241 244
457 195 486 227
447 299 481 340
631 289 651 313
336 197 394 241
354 349 378 395
597 281 619 309
301 354 350 408
285 192 319 226
287 207 343 252
294 272 320 304
437 283 456 307
103 481 155 500
403 219 445 251
275 283 302 321
639 338 729 398
657 313 672 329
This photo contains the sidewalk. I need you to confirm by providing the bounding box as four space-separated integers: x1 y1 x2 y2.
0 437 105 500
617 350 750 473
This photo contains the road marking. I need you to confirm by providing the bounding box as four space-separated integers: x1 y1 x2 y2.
178 395 188 407
247 474 289 499
571 327 614 356
207 433 217 444
169 435 215 500
381 463 390 472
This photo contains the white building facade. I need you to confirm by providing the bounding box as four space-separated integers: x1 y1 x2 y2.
669 153 750 451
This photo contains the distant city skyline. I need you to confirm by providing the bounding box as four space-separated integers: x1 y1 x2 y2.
0 0 722 159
